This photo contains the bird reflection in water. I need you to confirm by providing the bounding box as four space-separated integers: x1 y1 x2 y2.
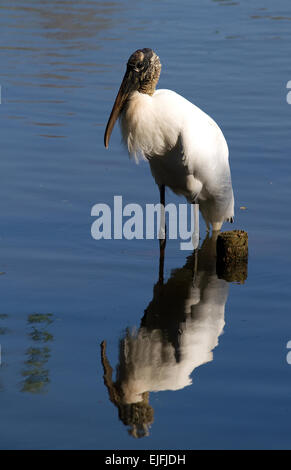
101 233 243 438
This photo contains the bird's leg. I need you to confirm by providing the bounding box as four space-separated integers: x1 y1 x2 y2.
159 184 166 239
192 201 199 251
192 243 199 287
158 242 165 285
158 184 166 284
191 202 199 286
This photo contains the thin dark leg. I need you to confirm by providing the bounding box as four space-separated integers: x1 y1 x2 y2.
192 202 199 285
192 246 198 287
158 184 166 284
160 183 165 207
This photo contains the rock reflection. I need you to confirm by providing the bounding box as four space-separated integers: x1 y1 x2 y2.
101 233 241 438
21 313 54 394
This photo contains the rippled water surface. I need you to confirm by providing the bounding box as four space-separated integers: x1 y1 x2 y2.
0 0 291 449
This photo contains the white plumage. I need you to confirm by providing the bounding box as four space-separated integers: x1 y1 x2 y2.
105 48 234 232
121 89 234 231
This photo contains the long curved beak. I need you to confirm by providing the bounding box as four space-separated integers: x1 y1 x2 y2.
104 69 137 148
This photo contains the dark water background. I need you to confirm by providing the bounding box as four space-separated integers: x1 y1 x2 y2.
0 0 291 449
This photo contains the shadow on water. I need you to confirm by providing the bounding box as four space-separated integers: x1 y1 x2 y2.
0 1 120 45
21 313 54 394
0 312 54 394
0 314 9 392
100 233 248 438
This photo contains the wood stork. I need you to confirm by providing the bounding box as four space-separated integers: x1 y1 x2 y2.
104 48 234 239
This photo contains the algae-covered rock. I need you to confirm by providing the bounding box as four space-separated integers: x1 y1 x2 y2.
216 230 248 283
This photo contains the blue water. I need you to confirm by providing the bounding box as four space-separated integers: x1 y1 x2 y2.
0 0 291 449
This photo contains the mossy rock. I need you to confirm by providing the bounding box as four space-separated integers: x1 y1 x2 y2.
216 230 248 283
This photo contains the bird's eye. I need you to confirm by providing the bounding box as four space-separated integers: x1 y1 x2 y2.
136 61 143 69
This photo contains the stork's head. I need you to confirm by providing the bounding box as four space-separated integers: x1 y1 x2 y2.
104 48 161 148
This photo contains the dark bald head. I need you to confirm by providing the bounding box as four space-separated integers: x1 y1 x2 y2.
104 48 161 148
126 48 161 95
